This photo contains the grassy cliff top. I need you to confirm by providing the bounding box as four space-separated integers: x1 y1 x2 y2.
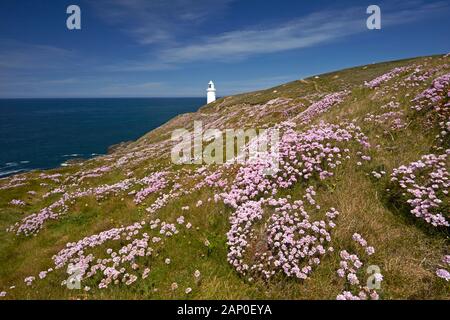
0 54 449 299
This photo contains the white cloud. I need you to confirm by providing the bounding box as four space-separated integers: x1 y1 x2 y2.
90 0 234 45
1 0 448 98
0 40 75 70
162 2 447 63
96 81 164 96
111 0 449 71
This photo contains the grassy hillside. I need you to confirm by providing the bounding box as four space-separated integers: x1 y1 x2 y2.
0 54 449 300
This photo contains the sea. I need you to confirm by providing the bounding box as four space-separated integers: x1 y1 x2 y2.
0 98 203 178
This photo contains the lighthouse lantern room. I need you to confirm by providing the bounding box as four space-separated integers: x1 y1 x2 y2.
207 81 216 104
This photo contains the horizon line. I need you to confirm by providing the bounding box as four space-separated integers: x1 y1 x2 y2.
0 96 207 100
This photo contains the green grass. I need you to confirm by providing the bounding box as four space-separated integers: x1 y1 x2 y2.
0 54 449 299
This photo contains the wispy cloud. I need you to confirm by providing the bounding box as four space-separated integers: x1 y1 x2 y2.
1 0 448 98
0 77 166 98
112 0 449 71
89 0 234 45
96 81 164 97
161 14 355 64
0 40 75 70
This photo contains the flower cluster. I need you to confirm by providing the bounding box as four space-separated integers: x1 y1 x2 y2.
364 100 406 132
39 173 62 183
217 118 373 281
10 197 68 235
352 233 375 256
204 171 227 188
404 65 449 88
336 237 382 300
77 165 112 182
436 255 450 281
364 66 410 89
9 177 137 235
411 73 450 150
226 194 339 280
364 111 406 131
134 172 168 204
53 222 145 269
265 201 338 279
146 192 176 214
222 121 370 208
92 179 135 200
20 214 192 291
0 176 27 190
412 73 450 112
293 91 349 124
226 200 264 274
10 199 25 206
24 276 35 286
390 152 449 227
43 187 65 198
370 170 386 180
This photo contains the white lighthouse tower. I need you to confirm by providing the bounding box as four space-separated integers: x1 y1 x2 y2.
207 80 216 104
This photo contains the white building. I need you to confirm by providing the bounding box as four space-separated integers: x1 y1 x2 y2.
207 80 216 104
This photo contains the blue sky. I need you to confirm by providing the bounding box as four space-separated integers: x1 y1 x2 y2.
0 0 449 98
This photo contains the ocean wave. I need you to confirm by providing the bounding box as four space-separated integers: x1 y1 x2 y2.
0 169 27 177
62 154 83 158
5 162 19 167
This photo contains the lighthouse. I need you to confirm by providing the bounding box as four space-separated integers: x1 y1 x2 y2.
207 81 216 104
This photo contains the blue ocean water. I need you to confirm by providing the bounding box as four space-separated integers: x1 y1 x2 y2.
0 98 203 177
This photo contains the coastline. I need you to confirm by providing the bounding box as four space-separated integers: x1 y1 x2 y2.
0 97 204 179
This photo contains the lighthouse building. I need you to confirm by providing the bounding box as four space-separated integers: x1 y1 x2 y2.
207 81 216 104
